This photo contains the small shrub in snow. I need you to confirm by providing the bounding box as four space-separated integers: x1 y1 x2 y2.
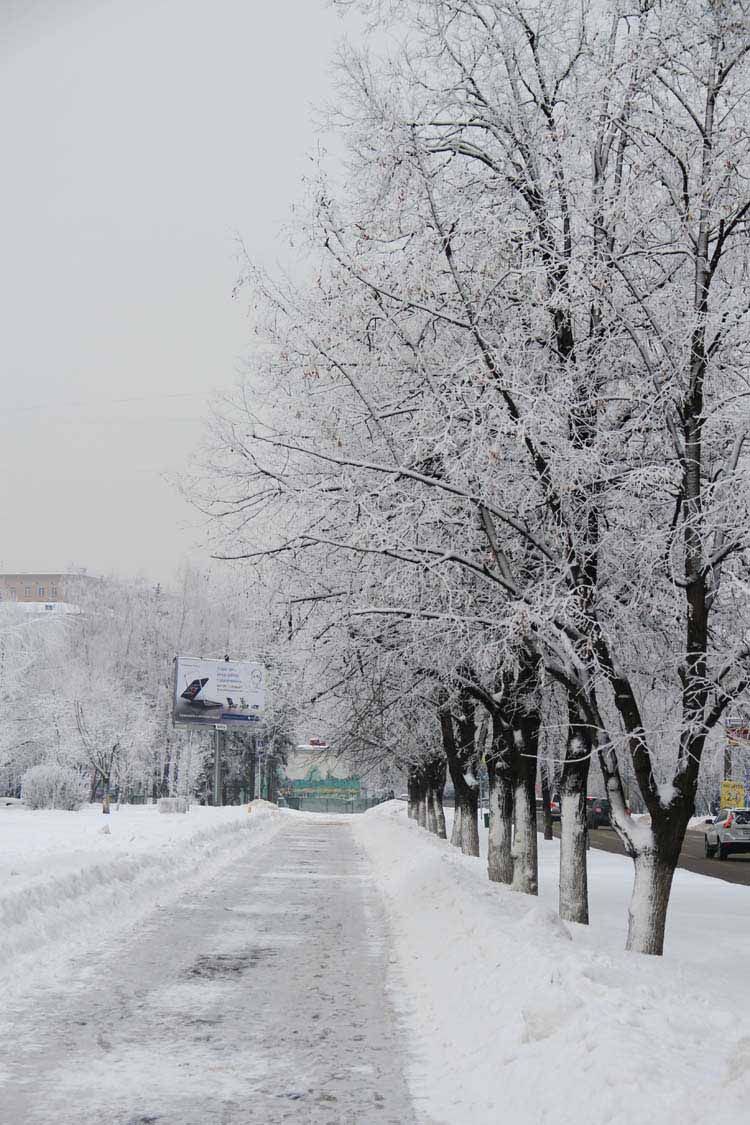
21 764 88 811
158 797 188 814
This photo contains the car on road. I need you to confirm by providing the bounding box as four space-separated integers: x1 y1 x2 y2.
704 808 750 859
586 797 612 829
541 796 626 826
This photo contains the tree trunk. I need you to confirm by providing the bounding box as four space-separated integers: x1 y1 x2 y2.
439 689 479 856
426 786 438 833
559 780 588 923
540 763 554 840
559 694 592 924
431 787 447 839
625 851 677 955
456 699 480 857
511 722 539 895
611 796 689 956
424 755 447 838
450 801 463 847
459 800 480 854
416 776 428 828
456 787 479 855
407 773 418 820
486 719 514 883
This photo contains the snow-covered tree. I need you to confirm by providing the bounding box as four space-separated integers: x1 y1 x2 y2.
194 0 750 956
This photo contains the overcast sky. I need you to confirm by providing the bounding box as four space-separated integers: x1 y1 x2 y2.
0 0 355 584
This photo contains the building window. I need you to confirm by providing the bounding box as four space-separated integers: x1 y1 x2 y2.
9 588 16 600
51 586 58 598
24 587 31 597
37 586 44 597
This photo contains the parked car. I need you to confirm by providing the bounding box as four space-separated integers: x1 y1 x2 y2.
704 808 750 859
544 796 623 826
586 797 612 829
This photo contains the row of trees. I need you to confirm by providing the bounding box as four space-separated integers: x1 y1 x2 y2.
197 0 750 954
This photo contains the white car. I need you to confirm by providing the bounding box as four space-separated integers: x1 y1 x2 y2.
704 808 750 859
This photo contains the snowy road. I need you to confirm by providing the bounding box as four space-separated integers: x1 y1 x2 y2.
0 816 416 1125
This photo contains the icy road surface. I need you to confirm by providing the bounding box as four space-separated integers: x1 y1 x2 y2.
0 817 416 1124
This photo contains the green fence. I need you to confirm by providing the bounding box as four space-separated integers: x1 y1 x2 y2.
280 796 387 815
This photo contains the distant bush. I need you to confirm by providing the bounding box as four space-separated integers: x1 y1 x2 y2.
21 764 88 811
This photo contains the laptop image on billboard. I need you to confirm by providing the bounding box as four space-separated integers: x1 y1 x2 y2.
180 678 222 710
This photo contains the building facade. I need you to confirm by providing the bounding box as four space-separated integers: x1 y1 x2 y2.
0 573 76 604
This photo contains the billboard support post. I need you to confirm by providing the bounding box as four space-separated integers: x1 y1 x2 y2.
255 745 263 801
213 725 223 807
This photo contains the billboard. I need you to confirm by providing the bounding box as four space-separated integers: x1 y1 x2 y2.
173 656 265 727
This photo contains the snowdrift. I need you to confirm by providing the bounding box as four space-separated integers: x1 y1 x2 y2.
0 802 284 997
353 801 750 1125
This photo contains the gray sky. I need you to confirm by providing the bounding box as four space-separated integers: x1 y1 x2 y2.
0 0 353 584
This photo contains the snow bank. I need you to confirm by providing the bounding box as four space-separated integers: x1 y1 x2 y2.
353 801 750 1125
0 802 285 999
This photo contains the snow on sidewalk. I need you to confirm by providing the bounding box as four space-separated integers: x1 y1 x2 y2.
353 801 750 1125
0 801 284 1000
0 815 415 1125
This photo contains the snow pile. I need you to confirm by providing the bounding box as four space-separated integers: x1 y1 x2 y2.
353 801 750 1125
0 802 284 997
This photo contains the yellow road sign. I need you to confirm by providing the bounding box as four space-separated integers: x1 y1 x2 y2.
720 780 745 808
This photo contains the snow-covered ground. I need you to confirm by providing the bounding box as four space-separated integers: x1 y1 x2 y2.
3 798 748 1124
0 801 284 1002
0 813 412 1125
352 801 750 1125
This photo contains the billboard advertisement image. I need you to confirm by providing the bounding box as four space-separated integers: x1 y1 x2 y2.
173 656 265 727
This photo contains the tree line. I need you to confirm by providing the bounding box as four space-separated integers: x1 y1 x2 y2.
196 0 750 955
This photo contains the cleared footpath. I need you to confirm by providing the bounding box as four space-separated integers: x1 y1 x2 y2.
0 816 416 1125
